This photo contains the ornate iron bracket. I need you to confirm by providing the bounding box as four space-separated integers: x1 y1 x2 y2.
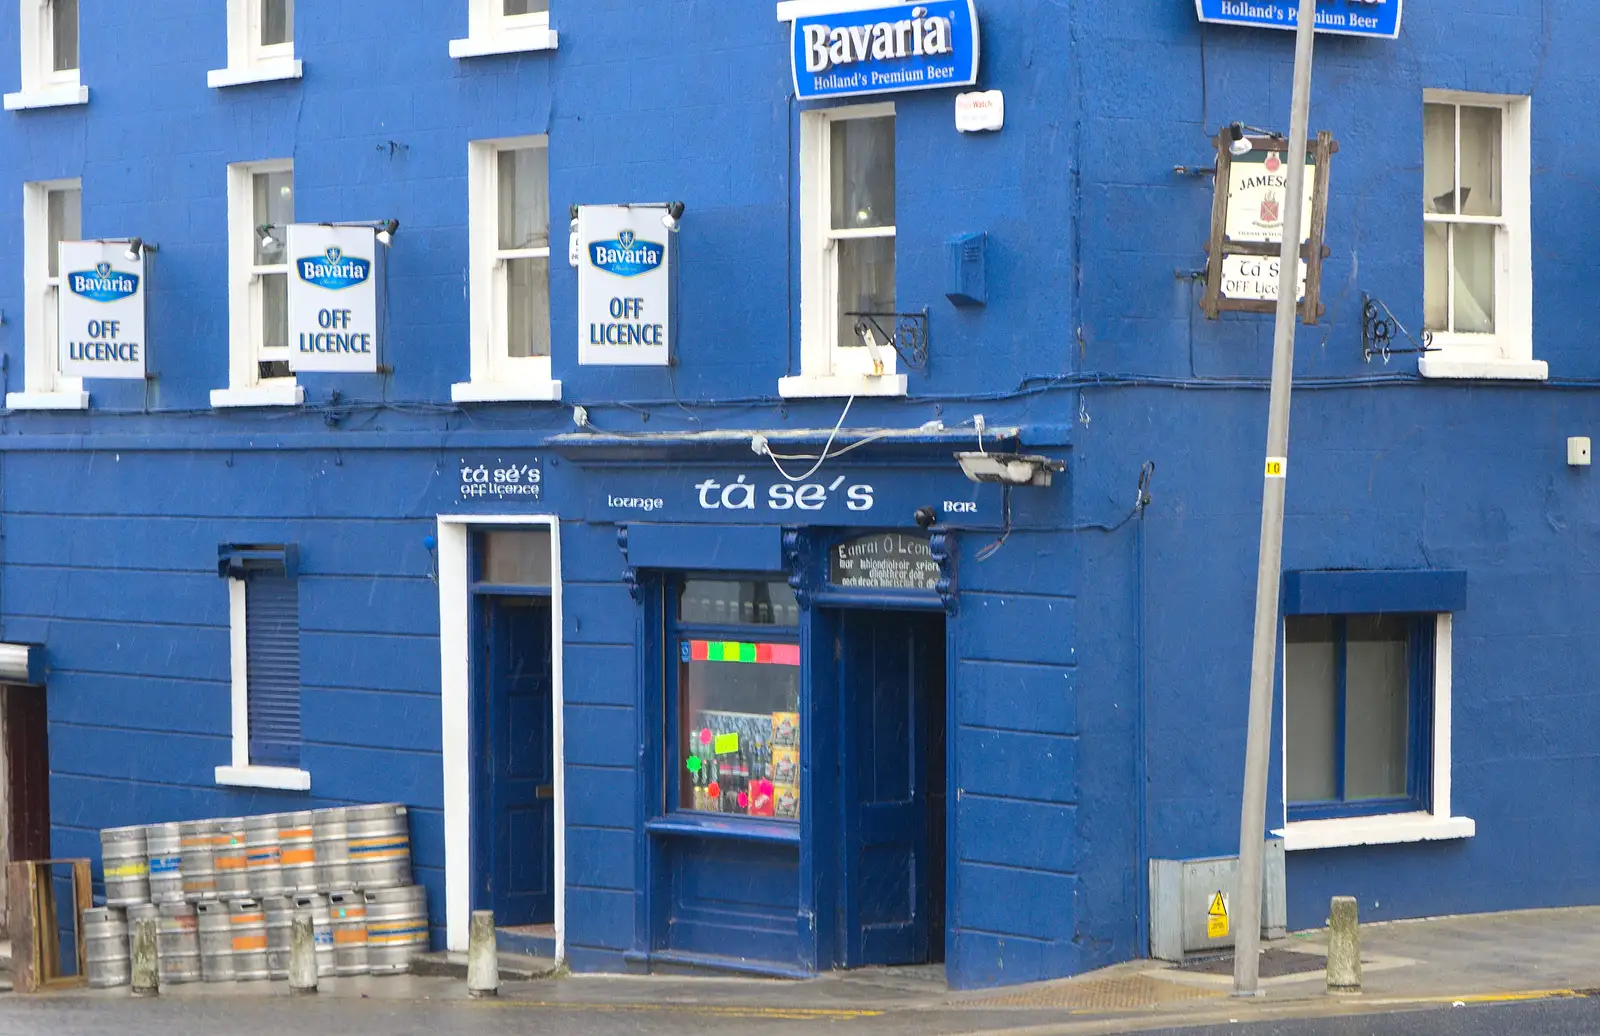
1362 293 1436 363
929 530 958 616
616 525 640 602
782 529 812 611
846 309 929 371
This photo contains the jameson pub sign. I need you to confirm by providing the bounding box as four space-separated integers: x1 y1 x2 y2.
788 0 980 100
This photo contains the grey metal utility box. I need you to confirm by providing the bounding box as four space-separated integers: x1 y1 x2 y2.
1149 841 1287 962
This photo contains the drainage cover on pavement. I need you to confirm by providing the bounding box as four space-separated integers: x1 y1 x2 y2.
963 973 1227 1011
1179 948 1328 978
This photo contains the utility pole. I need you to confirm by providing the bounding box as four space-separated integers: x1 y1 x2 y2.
1232 0 1318 999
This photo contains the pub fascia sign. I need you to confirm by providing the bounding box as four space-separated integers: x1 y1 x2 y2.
1195 0 1402 39
780 0 980 101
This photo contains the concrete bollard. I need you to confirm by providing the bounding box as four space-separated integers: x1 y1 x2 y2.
131 917 159 997
288 915 318 994
1326 896 1362 993
467 909 499 998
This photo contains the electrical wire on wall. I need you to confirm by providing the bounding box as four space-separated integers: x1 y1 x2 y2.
975 460 1155 562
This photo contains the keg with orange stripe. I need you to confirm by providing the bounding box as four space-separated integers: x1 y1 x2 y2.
277 811 318 894
348 803 411 890
229 899 269 981
178 820 218 902
213 817 249 899
244 814 284 898
365 885 427 974
329 890 369 976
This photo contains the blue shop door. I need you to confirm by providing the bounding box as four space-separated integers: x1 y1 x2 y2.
840 610 947 967
479 597 555 926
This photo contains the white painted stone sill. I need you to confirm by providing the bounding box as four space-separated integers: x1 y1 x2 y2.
1276 812 1476 851
215 764 311 792
6 390 88 410
211 384 306 408
207 58 303 89
4 84 89 110
449 28 558 59
450 379 563 403
778 372 909 399
1418 356 1548 381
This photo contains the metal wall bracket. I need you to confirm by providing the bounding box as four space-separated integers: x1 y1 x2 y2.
617 525 640 602
1361 293 1435 363
846 309 929 371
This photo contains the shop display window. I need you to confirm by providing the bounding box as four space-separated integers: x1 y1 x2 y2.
672 578 801 821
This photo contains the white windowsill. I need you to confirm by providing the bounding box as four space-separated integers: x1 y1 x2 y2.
1419 356 1548 381
779 372 909 399
215 764 312 792
1275 812 1476 851
451 379 563 403
4 84 89 110
6 390 88 410
449 28 559 59
207 58 303 89
211 384 306 408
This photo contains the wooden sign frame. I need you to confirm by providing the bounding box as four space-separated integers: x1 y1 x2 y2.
1201 129 1338 324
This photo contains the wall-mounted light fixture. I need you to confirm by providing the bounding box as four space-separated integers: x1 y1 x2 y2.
955 451 1064 487
1228 122 1283 156
122 237 159 261
257 224 279 251
375 219 400 246
660 201 686 232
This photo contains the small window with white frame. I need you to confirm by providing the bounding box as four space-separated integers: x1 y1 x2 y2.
6 180 87 410
213 159 303 408
450 0 557 59
1419 91 1541 380
209 0 301 88
4 0 87 110
1279 612 1475 851
782 103 905 399
452 136 559 402
216 550 309 791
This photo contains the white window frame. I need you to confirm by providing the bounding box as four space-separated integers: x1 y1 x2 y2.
449 0 558 59
215 576 311 791
7 179 87 410
1276 614 1475 850
208 0 303 88
781 102 907 399
452 135 561 403
4 0 88 110
212 158 303 408
1418 90 1542 381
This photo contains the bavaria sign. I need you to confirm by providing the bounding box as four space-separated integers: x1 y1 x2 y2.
286 223 380 373
789 0 980 101
577 205 674 366
58 241 147 380
1195 0 1402 39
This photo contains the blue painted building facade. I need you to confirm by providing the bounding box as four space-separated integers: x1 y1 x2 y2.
0 0 1595 991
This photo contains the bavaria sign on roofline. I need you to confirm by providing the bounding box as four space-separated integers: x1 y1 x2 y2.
788 0 979 101
1195 0 1402 39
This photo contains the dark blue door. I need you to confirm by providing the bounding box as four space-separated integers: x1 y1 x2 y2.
840 610 946 967
480 597 555 926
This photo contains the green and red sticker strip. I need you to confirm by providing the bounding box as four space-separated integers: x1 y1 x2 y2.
684 640 800 666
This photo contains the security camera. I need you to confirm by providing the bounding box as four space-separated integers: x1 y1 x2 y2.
914 506 937 529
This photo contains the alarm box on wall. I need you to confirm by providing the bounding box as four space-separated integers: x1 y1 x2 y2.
945 231 987 307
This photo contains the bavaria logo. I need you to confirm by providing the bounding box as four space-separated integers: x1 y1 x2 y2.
297 246 370 290
589 229 664 278
67 262 140 303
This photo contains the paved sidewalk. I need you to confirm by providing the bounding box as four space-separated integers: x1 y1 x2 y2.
7 906 1600 1034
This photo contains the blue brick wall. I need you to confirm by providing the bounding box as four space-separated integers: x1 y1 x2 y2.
3 0 1600 993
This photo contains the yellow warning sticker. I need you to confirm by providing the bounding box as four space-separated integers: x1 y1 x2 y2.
1264 457 1287 478
1207 891 1229 939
